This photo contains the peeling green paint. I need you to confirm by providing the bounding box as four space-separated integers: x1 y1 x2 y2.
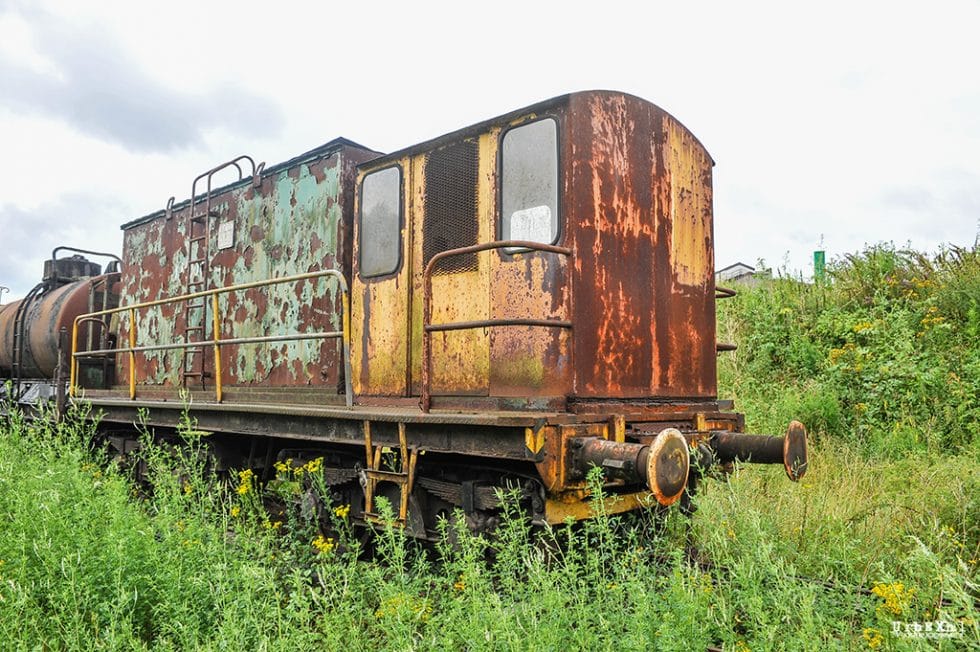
118 148 360 391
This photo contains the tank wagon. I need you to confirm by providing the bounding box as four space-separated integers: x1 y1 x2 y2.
2 91 807 536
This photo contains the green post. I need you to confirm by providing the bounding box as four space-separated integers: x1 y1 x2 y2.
813 250 826 283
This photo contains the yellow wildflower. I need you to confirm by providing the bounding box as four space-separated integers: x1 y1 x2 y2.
871 581 913 616
862 627 883 649
183 482 192 495
312 534 335 554
236 469 254 495
230 505 240 518
274 459 290 474
333 504 351 520
304 457 323 474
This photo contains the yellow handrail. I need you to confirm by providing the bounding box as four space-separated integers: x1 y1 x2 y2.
70 269 352 407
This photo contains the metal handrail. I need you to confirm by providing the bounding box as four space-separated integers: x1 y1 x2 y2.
715 285 737 299
70 269 352 407
420 240 573 412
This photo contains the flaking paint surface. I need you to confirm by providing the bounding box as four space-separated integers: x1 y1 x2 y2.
409 133 494 396
351 156 412 396
117 149 363 393
567 92 716 398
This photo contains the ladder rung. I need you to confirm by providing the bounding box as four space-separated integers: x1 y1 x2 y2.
184 326 204 332
191 211 221 223
362 513 405 524
182 371 211 378
190 235 207 243
366 469 409 483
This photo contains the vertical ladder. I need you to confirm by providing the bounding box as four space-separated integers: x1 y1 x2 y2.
180 155 264 389
361 421 419 524
181 202 216 387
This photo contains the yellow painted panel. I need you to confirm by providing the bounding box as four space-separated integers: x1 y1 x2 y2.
667 118 712 288
352 156 412 396
409 133 495 396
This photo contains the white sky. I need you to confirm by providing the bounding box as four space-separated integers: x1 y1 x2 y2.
1 0 978 299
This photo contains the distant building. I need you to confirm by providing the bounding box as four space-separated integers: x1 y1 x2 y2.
715 262 770 286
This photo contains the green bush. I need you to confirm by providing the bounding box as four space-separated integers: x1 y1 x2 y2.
719 243 980 456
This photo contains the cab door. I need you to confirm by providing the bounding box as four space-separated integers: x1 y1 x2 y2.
352 161 412 397
408 135 495 397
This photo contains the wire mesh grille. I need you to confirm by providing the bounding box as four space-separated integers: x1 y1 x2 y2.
423 139 479 275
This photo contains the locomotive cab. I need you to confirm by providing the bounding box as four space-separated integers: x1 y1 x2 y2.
352 91 716 408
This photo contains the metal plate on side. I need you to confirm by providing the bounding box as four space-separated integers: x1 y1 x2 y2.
217 221 234 250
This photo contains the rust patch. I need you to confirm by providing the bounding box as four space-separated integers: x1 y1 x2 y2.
565 92 716 399
117 142 377 395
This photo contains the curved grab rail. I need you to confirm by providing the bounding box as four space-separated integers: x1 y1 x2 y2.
190 154 260 208
420 240 573 412
50 247 123 267
715 285 737 299
70 269 352 407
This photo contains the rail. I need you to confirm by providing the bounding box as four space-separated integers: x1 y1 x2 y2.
715 285 737 299
420 240 573 412
70 269 352 407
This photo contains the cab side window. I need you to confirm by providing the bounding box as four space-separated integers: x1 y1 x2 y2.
501 118 559 244
359 166 402 277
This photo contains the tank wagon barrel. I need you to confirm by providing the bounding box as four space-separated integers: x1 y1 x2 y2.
3 90 809 536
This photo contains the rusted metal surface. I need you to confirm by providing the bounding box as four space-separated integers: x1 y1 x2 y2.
715 285 737 299
420 240 572 411
351 154 413 397
490 237 573 399
353 91 716 405
409 134 495 398
183 155 265 385
565 92 716 399
0 276 115 379
117 139 377 395
710 420 809 481
569 428 689 505
73 269 353 407
543 489 657 524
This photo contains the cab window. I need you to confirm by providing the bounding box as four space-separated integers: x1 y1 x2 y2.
359 166 401 277
501 118 559 244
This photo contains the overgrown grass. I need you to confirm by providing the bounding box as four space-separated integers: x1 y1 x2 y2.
719 244 980 457
0 244 977 650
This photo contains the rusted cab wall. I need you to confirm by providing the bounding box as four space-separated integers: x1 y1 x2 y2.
565 92 716 399
352 91 716 403
118 140 378 393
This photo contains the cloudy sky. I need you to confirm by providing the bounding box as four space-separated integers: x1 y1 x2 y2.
1 0 977 299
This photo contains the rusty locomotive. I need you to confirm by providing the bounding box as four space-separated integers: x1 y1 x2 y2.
0 91 807 535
